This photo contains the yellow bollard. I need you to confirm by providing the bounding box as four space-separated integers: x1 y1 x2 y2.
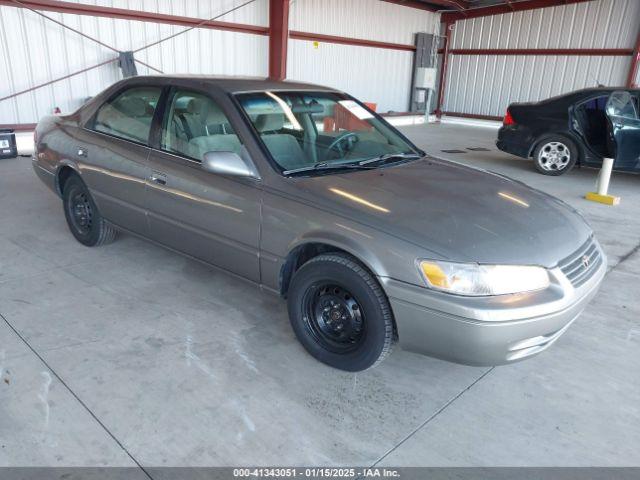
585 157 620 205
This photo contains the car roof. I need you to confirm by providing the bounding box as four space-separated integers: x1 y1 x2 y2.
545 86 639 101
125 75 338 94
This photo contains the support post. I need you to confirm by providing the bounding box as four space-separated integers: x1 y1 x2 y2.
585 158 620 205
435 21 453 119
626 28 640 87
268 0 290 81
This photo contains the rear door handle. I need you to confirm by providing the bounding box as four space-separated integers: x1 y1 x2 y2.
150 172 167 185
77 147 88 157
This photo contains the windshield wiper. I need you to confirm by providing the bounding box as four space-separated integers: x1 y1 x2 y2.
282 162 375 176
358 152 423 166
283 152 423 175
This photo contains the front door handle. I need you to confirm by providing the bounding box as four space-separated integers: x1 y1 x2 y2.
150 172 167 185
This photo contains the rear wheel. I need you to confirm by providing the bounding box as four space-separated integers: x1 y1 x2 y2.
62 175 117 246
287 253 394 371
533 136 578 175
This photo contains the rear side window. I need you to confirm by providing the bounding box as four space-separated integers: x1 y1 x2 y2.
91 87 161 144
582 96 608 111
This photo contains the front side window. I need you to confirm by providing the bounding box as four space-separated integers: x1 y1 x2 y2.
92 87 161 144
236 91 422 174
160 90 241 162
606 91 639 120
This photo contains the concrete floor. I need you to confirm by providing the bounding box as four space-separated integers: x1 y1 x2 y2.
1 122 639 467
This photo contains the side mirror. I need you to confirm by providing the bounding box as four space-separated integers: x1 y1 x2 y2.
202 151 258 179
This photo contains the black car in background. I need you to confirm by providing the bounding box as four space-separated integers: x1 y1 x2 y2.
497 87 640 175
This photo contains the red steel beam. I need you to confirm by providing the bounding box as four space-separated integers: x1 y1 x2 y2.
2 0 417 53
442 111 503 121
289 31 416 52
449 48 634 56
0 123 37 132
627 28 640 87
268 0 290 80
0 0 269 36
435 21 454 118
442 0 594 22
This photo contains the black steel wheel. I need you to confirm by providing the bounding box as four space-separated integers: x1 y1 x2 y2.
67 189 93 235
287 253 394 371
302 283 366 354
62 174 118 246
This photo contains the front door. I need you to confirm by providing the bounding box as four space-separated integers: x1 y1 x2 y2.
144 88 262 282
606 91 640 171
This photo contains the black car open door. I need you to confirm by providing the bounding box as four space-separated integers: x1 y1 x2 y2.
605 91 640 171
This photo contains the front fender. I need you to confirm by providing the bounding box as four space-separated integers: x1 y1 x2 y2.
290 229 389 279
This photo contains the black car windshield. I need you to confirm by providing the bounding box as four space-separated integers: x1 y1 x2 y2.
236 91 423 174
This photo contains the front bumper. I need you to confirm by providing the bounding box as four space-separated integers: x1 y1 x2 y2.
382 253 606 366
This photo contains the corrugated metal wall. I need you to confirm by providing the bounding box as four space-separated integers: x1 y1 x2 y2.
288 0 440 113
0 0 269 124
443 0 640 117
287 40 415 113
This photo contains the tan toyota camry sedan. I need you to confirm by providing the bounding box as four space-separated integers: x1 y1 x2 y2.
33 76 606 371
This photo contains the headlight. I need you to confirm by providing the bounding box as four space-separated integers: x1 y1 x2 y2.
419 260 550 296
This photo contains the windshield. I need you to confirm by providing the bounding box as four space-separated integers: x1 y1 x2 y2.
236 91 423 174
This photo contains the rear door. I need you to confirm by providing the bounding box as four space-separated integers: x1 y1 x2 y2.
81 85 163 234
144 87 262 282
606 91 640 170
570 94 610 161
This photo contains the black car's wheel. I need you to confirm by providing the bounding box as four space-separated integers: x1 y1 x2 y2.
532 136 578 175
62 174 117 246
287 253 394 371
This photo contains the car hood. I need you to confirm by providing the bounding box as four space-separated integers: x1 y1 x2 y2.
284 158 592 267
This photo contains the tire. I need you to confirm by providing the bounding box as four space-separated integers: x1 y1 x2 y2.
62 174 117 247
287 253 394 371
532 135 578 176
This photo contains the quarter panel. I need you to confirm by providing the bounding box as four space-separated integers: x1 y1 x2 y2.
34 118 77 186
35 119 147 235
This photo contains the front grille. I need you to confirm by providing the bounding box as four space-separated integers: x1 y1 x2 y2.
558 236 602 288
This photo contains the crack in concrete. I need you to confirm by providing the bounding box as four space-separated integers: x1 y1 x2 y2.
611 240 640 271
0 311 154 479
371 366 495 467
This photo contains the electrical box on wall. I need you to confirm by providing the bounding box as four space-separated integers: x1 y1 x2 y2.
415 67 437 90
410 32 439 114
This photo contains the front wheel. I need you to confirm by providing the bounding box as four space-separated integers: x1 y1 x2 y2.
532 136 578 176
287 253 394 371
62 174 118 246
